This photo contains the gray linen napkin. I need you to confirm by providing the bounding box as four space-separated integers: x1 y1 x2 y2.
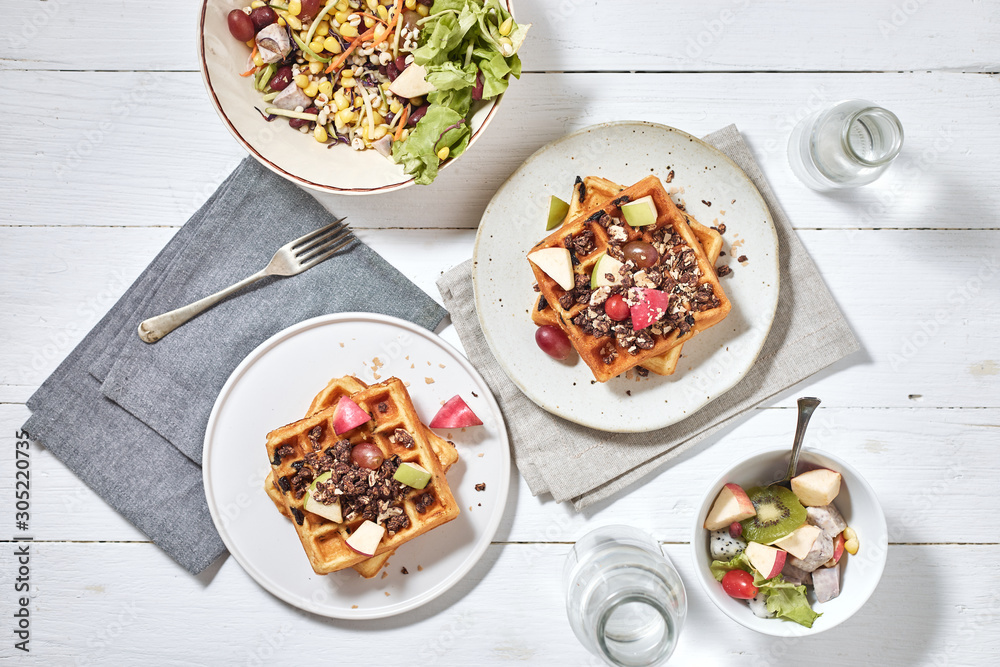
23 158 447 573
438 125 861 509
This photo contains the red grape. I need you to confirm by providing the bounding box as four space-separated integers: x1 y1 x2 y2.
249 6 278 32
535 325 572 360
351 442 384 470
604 294 630 321
622 241 659 269
299 0 322 21
227 9 255 42
721 569 758 599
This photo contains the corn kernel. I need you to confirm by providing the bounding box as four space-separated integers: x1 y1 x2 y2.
361 125 370 141
294 74 310 88
251 0 265 7
373 24 385 39
843 527 859 555
399 128 409 141
437 146 450 161
354 96 363 107
277 16 287 26
324 36 343 53
340 23 359 38
499 36 512 48
338 108 356 124
389 99 402 114
372 125 388 139
285 14 303 30
409 96 423 106
370 110 384 125
340 76 355 88
404 0 416 9
335 11 350 23
333 91 350 110
318 80 334 96
309 39 326 53
499 17 513 36
365 0 378 10
304 82 320 97
315 21 330 36
314 124 329 142
416 4 429 16
376 4 389 20
308 61 323 74
336 0 349 10
253 53 264 67
363 15 376 28
334 114 346 131
288 0 302 16
381 80 392 91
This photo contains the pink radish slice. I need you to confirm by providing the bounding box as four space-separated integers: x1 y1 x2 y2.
429 395 483 428
629 288 671 330
333 396 371 434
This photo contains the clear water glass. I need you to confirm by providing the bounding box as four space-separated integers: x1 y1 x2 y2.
564 525 687 667
787 99 904 190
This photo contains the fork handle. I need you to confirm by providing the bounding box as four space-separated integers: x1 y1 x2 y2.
137 269 269 343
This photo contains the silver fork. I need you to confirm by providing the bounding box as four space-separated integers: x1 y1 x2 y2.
137 218 354 343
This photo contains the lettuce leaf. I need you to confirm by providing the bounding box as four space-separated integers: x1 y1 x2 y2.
392 105 471 185
709 550 821 629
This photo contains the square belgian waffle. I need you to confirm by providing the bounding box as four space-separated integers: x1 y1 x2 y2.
264 375 459 578
528 174 731 382
265 377 459 575
531 176 723 377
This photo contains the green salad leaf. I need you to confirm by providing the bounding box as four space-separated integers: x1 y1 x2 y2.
710 550 822 629
394 0 530 184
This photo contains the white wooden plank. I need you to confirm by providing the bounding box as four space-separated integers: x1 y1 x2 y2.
2 227 998 408
2 71 996 230
2 0 998 72
5 400 998 544
2 542 997 665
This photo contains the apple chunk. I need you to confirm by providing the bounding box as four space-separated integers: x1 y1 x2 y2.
333 396 370 435
621 195 658 227
770 523 821 560
387 63 435 99
528 247 574 291
704 483 756 530
345 520 385 557
745 542 786 579
303 472 343 523
429 395 483 428
393 462 432 489
629 288 671 331
546 196 570 230
590 252 625 288
791 468 842 506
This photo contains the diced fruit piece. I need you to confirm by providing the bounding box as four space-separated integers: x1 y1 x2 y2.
333 396 370 434
729 522 743 539
781 561 812 586
621 195 658 227
745 542 787 579
805 503 848 538
704 483 757 531
770 524 822 560
350 442 384 470
788 530 834 573
387 63 435 98
303 472 343 522
546 196 570 230
824 532 846 568
843 527 859 555
748 591 774 618
535 325 572 360
429 395 483 428
740 486 807 544
590 252 625 288
812 564 841 603
628 288 671 331
393 462 431 489
528 247 574 290
721 569 758 600
709 528 747 561
790 468 842 506
604 294 630 321
345 520 385 557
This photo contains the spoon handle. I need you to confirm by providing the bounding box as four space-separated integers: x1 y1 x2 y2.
787 397 822 480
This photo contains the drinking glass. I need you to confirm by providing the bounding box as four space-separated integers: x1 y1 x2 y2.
787 99 904 190
564 525 687 667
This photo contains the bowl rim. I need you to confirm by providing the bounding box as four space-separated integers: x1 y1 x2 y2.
197 0 509 195
690 445 888 637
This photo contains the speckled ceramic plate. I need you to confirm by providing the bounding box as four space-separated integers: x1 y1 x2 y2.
203 313 510 619
472 121 779 432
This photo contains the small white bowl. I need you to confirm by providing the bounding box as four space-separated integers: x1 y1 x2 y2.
198 1 510 194
691 447 888 637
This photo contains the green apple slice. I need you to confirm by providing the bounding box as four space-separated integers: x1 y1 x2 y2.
303 472 342 523
528 247 574 290
621 195 658 227
590 252 625 288
345 520 385 557
546 196 570 230
393 462 432 489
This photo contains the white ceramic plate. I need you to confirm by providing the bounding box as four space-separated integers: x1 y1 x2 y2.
473 121 780 432
198 0 508 194
203 313 510 619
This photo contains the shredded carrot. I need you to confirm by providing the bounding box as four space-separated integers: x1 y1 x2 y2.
372 0 405 49
240 45 259 76
394 104 410 141
325 27 376 74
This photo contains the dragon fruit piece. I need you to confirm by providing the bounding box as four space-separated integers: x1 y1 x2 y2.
748 591 774 618
709 528 747 561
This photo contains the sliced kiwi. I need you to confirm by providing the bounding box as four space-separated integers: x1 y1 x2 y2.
740 486 807 544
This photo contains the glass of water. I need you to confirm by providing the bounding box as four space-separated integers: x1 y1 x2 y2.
565 525 687 667
787 99 904 190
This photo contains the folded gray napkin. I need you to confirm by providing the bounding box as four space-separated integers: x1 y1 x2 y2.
23 158 447 574
438 125 861 509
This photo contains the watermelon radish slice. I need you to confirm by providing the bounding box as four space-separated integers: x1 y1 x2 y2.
629 288 671 330
429 395 483 428
333 396 370 434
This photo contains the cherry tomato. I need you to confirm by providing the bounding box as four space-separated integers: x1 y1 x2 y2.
351 442 384 470
535 325 572 360
721 569 758 600
604 294 630 321
227 9 255 42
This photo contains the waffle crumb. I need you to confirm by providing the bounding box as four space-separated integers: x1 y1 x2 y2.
475 483 486 492
478 453 485 458
339 342 345 348
372 357 384 372
385 592 390 597
381 571 388 579
417 565 423 571
438 363 446 368
351 605 359 609
425 377 435 384
401 567 408 575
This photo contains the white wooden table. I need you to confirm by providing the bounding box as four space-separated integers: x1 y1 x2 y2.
2 1 999 664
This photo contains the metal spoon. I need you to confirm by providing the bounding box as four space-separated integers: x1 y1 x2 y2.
768 397 822 489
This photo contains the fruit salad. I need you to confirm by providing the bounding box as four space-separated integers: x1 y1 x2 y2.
703 469 860 628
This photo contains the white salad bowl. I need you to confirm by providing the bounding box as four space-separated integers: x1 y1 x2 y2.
198 0 510 194
692 447 888 637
